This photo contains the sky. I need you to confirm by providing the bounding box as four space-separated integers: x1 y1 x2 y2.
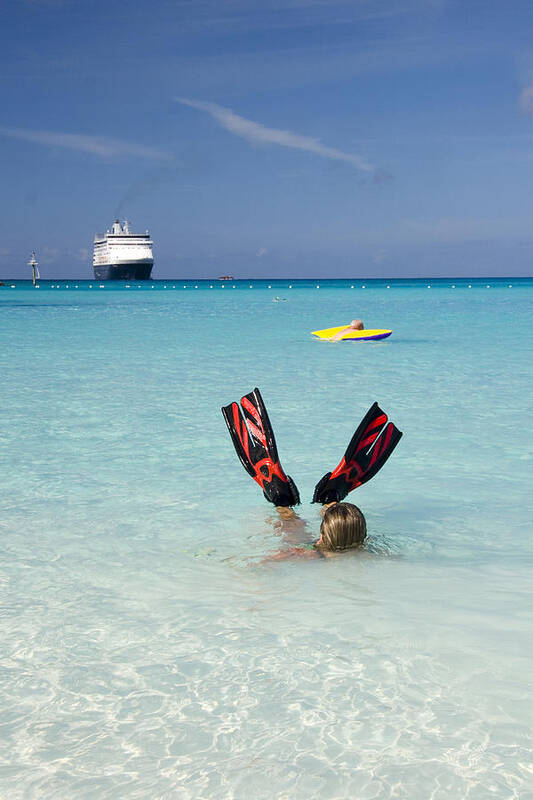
1 0 533 279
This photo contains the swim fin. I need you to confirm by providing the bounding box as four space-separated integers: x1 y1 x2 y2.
222 388 301 507
312 402 402 504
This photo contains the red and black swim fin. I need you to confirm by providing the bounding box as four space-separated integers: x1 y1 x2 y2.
222 388 300 507
312 402 402 504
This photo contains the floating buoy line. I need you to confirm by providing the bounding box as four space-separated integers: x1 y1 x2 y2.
2 281 519 291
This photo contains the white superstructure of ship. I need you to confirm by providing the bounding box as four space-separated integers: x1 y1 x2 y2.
93 219 153 280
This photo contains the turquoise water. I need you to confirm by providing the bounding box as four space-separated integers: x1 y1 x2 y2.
1 278 532 798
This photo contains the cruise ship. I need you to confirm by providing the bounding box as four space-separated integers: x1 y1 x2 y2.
93 219 153 280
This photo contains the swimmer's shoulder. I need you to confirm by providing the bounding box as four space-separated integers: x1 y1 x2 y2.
264 545 324 562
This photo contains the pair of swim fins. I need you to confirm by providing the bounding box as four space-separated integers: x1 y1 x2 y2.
221 388 402 507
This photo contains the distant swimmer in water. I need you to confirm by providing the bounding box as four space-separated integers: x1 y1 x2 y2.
330 318 364 340
221 388 402 560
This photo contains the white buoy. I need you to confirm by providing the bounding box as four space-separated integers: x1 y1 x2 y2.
509 284 512 288
468 284 472 288
289 285 292 289
386 285 390 289
452 284 455 288
362 285 366 289
316 285 320 288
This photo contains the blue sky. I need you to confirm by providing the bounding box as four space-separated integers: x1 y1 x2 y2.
1 0 533 278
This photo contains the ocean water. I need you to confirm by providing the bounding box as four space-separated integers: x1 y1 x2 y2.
0 278 532 799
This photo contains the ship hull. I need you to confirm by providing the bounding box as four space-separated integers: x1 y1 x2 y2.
93 263 153 281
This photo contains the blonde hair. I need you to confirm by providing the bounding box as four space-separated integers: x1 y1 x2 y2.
319 502 366 551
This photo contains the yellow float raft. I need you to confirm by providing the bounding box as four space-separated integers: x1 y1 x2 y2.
311 326 392 342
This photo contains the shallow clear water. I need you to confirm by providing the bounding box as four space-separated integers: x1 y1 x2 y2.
1 278 532 799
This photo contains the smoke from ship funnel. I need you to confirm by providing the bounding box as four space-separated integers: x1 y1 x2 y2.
114 164 182 218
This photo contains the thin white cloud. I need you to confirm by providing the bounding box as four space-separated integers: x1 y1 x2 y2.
371 248 388 264
519 86 533 114
26 0 73 6
0 126 172 161
166 0 440 36
176 98 374 172
41 246 61 263
257 247 268 257
374 216 531 245
75 247 90 262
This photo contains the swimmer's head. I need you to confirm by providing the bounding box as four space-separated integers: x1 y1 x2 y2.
317 502 366 552
350 319 364 330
